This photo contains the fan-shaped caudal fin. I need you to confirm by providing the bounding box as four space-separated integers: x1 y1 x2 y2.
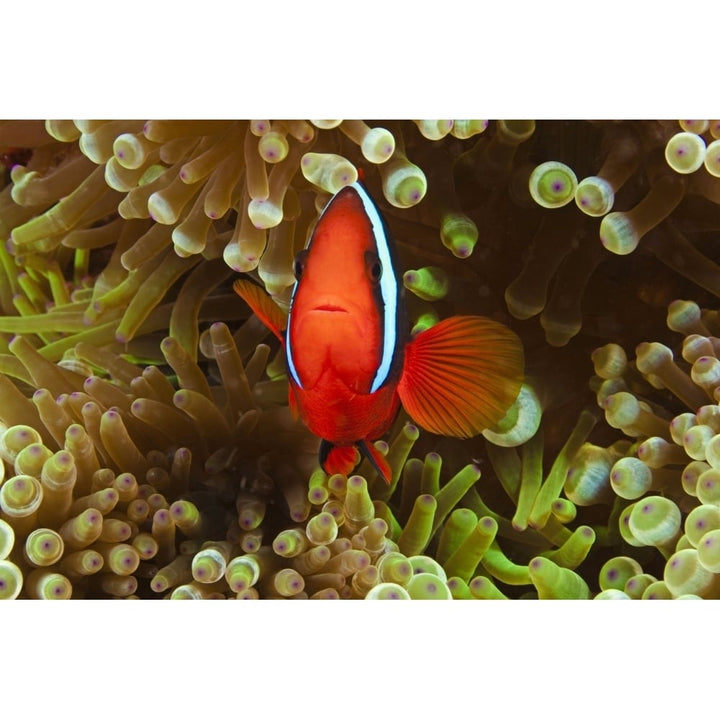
233 279 287 344
397 315 524 438
320 441 360 477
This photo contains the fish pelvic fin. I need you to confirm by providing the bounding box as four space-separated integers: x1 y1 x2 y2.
357 439 392 485
233 278 287 343
318 439 391 485
398 315 524 438
319 440 360 478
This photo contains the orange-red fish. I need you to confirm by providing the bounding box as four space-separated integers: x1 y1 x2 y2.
234 181 523 483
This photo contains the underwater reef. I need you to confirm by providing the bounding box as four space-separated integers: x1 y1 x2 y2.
1 118 720 600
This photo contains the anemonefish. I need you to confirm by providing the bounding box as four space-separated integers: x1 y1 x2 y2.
234 181 524 484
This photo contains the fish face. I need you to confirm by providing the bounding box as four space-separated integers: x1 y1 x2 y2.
286 183 406 395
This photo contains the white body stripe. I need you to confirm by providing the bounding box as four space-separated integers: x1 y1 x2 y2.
350 183 398 392
285 182 398 393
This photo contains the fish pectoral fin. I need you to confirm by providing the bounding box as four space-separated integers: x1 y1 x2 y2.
233 278 287 344
357 439 392 485
287 388 299 419
398 315 524 438
319 440 360 478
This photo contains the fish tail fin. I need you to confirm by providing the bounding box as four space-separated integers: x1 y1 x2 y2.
358 439 392 485
319 440 360 477
233 278 287 343
398 315 524 438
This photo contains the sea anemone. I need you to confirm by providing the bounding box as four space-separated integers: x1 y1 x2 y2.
1 119 720 599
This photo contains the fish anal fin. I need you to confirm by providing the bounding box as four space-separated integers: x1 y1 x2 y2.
233 278 287 343
398 315 524 438
358 439 392 485
320 443 360 477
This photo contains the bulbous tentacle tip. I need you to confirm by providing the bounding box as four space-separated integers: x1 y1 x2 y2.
599 211 639 255
575 176 614 217
528 161 577 209
704 139 720 178
665 131 706 174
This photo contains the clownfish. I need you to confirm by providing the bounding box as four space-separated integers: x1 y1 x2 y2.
234 181 524 484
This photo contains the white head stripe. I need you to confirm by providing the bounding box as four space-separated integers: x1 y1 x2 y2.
349 183 398 393
285 281 302 387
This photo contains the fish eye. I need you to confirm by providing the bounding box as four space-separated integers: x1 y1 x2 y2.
364 251 382 284
293 249 309 280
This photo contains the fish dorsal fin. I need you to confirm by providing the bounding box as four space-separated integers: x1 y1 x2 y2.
233 279 287 344
398 315 524 438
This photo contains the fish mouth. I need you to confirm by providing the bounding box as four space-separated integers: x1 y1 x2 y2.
313 304 349 313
